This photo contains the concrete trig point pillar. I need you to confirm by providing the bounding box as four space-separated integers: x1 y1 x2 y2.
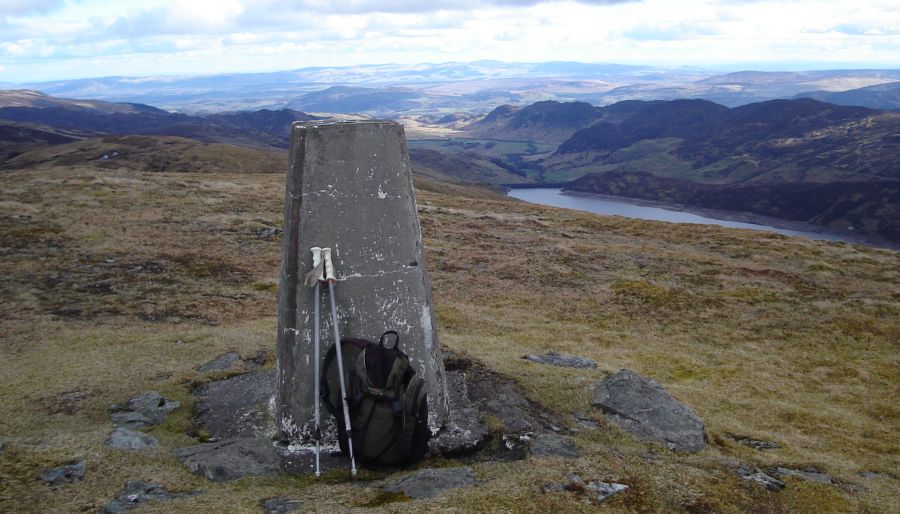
276 120 450 443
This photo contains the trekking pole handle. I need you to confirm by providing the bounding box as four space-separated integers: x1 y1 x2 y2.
311 246 322 271
322 247 337 284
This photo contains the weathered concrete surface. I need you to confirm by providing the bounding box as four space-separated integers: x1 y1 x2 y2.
427 371 488 456
276 120 449 443
591 369 707 453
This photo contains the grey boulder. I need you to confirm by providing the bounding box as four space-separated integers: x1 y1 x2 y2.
382 467 480 499
106 428 159 450
174 438 281 482
109 391 179 426
591 369 706 452
38 460 86 486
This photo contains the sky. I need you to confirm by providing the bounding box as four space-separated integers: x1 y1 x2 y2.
1 0 898 83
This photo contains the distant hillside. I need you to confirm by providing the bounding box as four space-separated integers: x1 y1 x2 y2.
794 81 900 110
0 90 319 149
408 148 532 185
0 89 166 114
552 98 899 185
566 170 900 243
465 100 605 143
2 135 286 174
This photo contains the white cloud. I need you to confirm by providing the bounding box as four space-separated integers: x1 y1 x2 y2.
1 0 899 82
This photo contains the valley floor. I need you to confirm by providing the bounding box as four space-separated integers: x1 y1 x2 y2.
1 167 898 512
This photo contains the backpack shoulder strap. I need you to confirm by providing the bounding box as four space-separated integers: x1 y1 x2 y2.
320 338 369 416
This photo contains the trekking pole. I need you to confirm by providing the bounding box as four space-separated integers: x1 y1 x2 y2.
303 247 325 477
311 247 323 477
322 247 358 479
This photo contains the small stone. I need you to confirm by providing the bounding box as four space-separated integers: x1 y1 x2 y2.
109 391 180 426
382 467 480 499
100 481 202 514
523 351 597 369
258 227 283 238
261 496 304 514
106 428 159 450
38 460 86 486
734 464 785 491
591 369 706 453
586 481 629 503
198 352 242 372
529 434 581 459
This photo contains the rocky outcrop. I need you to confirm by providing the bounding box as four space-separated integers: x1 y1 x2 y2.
591 369 706 452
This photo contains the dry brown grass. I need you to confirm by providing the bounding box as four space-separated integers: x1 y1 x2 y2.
1 166 897 513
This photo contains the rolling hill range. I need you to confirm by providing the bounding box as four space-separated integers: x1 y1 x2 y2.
0 90 318 151
794 81 900 110
2 89 898 242
11 62 900 114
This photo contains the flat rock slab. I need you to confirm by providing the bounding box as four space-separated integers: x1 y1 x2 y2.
194 369 276 440
109 391 179 428
106 428 159 450
591 369 706 453
382 467 480 499
174 438 281 482
529 434 581 459
38 460 85 486
524 351 597 369
261 496 304 514
769 466 833 485
100 481 202 514
198 352 242 372
427 371 489 456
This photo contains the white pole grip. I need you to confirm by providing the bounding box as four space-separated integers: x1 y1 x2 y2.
311 246 322 271
322 247 336 283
